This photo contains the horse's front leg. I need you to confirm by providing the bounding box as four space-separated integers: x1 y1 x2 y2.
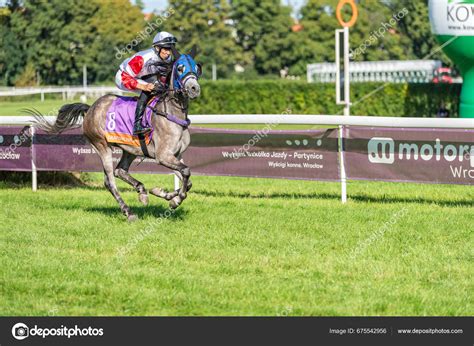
149 186 178 201
150 161 191 202
173 155 192 192
156 152 190 209
178 131 192 193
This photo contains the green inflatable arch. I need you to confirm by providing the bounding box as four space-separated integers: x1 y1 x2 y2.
429 0 474 118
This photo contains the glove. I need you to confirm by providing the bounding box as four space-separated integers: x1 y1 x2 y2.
152 80 167 94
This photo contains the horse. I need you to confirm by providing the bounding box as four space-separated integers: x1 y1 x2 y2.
32 48 202 222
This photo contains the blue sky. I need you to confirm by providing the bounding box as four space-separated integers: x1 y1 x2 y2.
141 0 167 12
141 0 305 16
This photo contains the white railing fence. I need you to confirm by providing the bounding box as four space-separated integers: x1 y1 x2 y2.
2 114 474 128
1 115 473 202
0 86 126 102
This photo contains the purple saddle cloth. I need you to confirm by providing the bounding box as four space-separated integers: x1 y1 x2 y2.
104 96 158 146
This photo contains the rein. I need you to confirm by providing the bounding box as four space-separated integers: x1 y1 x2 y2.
148 95 190 128
147 90 190 129
146 58 196 129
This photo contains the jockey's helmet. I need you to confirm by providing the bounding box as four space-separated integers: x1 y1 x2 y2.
152 31 177 49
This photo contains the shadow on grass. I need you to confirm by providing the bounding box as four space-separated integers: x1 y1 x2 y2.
85 204 187 220
0 171 93 189
350 194 474 208
193 189 341 201
193 189 474 208
2 172 472 208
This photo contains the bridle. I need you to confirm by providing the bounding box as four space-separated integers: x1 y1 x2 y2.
138 54 197 159
147 60 196 129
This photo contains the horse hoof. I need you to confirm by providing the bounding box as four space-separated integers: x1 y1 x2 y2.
138 193 149 206
151 188 174 200
150 187 165 198
169 197 181 209
127 214 138 222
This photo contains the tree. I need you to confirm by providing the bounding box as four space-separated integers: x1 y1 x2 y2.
293 0 414 75
1 0 145 85
7 1 99 85
231 0 295 75
86 0 146 83
135 0 145 11
166 0 244 78
0 2 25 85
291 0 340 75
393 0 450 65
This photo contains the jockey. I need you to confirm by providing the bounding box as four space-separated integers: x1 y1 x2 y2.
115 31 177 135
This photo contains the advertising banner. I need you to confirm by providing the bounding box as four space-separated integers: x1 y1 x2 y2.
0 126 32 172
345 127 474 184
32 127 341 181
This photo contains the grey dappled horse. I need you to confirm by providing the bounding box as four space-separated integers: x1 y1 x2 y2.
32 48 201 221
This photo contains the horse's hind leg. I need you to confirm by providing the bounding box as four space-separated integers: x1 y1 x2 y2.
114 151 173 203
114 151 149 206
98 146 137 222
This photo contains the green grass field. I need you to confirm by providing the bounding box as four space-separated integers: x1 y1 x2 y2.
0 98 83 117
0 173 473 316
1 99 472 316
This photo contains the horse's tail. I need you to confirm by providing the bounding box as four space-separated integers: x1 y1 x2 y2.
26 103 90 134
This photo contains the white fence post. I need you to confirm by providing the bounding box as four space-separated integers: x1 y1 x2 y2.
336 27 351 203
338 126 347 204
174 174 180 191
341 27 350 203
30 126 37 192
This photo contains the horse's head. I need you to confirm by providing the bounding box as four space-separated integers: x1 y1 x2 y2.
171 46 202 99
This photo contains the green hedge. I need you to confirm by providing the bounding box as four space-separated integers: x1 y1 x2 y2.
191 80 461 117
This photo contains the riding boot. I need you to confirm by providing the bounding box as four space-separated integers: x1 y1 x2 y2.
133 92 152 135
